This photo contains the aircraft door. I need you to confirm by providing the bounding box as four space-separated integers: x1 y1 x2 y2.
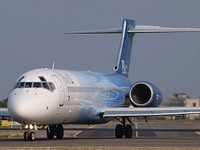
51 75 65 106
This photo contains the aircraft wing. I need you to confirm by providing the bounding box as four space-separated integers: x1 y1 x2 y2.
0 108 9 117
101 107 200 118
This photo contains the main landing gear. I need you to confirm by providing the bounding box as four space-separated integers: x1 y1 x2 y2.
47 124 64 139
115 117 133 138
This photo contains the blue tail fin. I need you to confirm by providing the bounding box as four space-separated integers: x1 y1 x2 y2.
65 19 199 77
114 19 136 77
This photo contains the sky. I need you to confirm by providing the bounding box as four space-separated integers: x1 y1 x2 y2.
0 0 200 100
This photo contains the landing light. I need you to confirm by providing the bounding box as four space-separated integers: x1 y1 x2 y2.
24 124 34 129
25 124 29 129
30 124 34 130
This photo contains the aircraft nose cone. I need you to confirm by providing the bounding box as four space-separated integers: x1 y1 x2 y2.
8 97 29 121
8 92 49 123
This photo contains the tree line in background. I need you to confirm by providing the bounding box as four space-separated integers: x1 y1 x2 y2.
0 98 8 108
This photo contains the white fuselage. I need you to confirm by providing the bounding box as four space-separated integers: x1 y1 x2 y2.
8 68 132 125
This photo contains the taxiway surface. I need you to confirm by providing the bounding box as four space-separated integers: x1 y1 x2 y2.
1 121 200 147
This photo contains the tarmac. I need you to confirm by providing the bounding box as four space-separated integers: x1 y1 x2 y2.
0 121 200 149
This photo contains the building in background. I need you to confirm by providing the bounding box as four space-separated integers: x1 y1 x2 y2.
164 93 190 107
185 98 200 120
163 93 200 120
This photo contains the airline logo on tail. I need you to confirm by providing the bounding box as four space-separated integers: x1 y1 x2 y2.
121 60 128 75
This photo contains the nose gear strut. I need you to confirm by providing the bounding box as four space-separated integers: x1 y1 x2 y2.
23 124 35 141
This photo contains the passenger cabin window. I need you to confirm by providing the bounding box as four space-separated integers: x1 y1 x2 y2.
14 77 56 92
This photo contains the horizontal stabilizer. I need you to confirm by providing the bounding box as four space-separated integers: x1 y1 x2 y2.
64 28 122 34
65 19 200 77
65 26 200 35
131 25 200 33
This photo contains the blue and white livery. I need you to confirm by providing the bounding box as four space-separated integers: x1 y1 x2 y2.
7 19 200 141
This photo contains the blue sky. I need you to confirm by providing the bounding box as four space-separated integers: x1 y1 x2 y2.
0 0 200 99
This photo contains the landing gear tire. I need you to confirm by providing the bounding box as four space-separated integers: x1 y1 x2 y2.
29 132 35 141
24 131 29 141
115 124 133 139
115 124 123 138
125 124 133 138
47 125 56 140
24 131 35 141
56 125 64 139
47 125 64 140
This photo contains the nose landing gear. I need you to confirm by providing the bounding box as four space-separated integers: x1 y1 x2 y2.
23 124 35 141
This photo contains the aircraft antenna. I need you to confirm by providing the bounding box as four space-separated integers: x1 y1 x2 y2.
52 62 55 70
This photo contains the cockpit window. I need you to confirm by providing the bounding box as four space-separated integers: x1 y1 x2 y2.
25 82 32 88
17 76 25 82
39 76 47 81
14 81 55 92
15 82 25 88
49 82 56 91
33 82 42 88
42 82 50 90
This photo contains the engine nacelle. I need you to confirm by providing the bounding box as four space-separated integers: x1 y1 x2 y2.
129 81 163 107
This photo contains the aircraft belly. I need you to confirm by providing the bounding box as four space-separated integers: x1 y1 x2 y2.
62 105 106 124
47 105 106 124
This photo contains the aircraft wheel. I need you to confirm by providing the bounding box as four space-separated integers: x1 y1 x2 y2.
47 125 56 139
56 125 64 139
24 131 35 141
24 131 29 141
28 132 35 141
125 124 132 138
115 124 123 138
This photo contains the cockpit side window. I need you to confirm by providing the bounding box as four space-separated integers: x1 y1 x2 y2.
49 82 56 91
15 82 25 88
42 82 50 90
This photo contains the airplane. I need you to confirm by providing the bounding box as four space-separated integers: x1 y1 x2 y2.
6 19 200 141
